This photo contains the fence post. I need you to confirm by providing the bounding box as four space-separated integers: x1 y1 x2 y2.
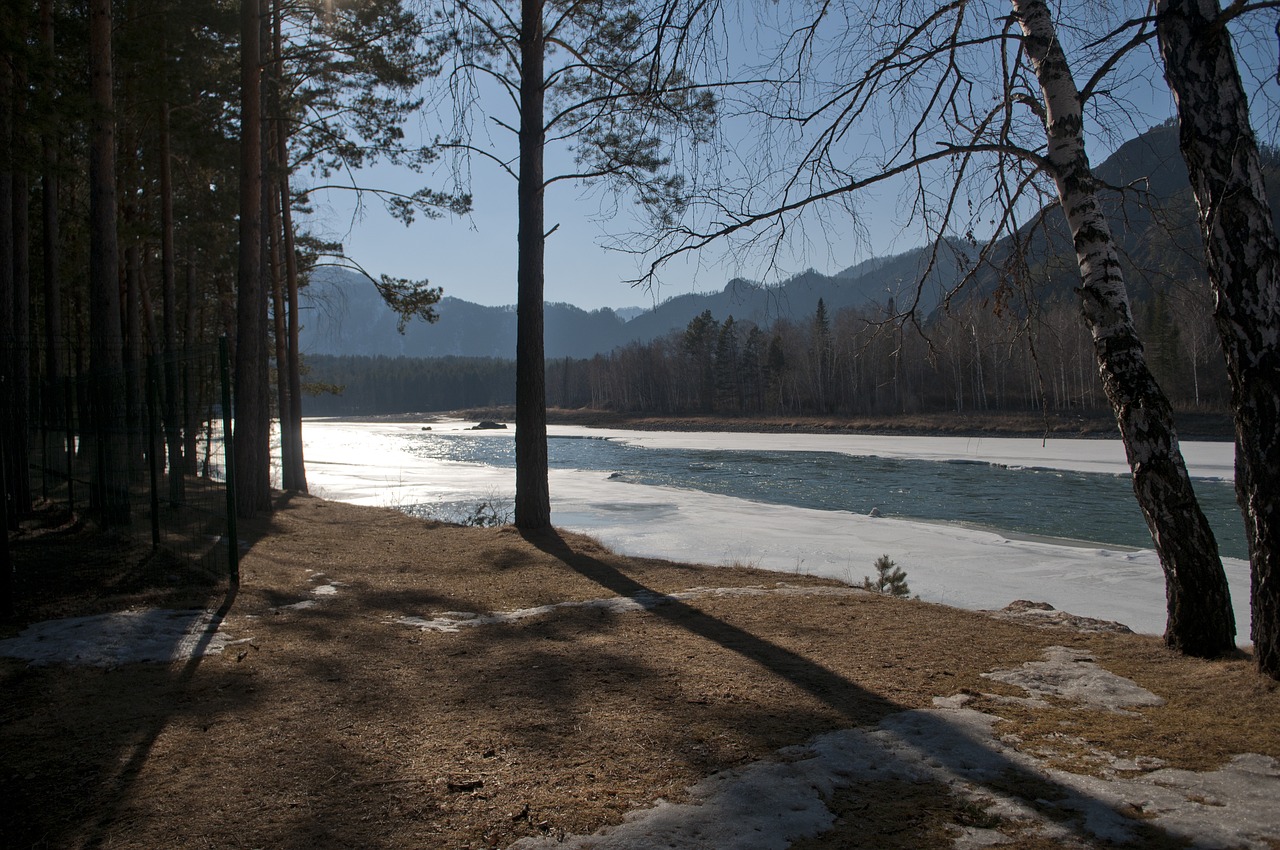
219 337 239 586
147 357 161 550
64 376 75 513
1 373 12 617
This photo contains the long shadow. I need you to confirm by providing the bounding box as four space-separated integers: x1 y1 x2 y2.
70 581 241 849
3 496 281 850
524 527 1195 847
526 528 898 726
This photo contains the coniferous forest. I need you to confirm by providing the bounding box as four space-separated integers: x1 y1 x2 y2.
304 289 1227 419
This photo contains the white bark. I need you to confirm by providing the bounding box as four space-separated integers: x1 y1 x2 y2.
1012 0 1236 655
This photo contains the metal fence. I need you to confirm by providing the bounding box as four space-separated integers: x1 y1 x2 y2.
2 339 238 620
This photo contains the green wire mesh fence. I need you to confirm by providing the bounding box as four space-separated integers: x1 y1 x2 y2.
3 339 238 620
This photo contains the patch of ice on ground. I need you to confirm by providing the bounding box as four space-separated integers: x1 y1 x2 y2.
0 609 241 667
508 653 1280 850
981 646 1166 713
396 585 867 632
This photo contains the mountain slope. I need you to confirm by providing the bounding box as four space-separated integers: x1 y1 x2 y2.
300 122 1265 360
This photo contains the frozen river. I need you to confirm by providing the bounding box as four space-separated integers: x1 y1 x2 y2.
298 419 1251 642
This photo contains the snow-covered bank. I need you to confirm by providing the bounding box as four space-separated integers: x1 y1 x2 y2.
556 425 1236 481
299 419 1251 642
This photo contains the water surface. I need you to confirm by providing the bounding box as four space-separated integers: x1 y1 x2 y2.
399 430 1246 559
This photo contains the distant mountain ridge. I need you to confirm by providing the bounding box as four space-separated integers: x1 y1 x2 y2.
300 228 978 358
300 242 955 360
300 122 1272 361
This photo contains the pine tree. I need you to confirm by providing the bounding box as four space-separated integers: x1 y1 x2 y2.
428 0 717 529
862 555 911 598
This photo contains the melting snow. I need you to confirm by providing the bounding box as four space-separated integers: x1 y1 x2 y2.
508 649 1280 850
0 609 243 667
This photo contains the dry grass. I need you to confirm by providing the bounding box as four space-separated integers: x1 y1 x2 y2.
1 494 1275 849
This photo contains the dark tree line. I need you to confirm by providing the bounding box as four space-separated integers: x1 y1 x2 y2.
304 286 1227 421
302 355 514 416
546 294 1228 419
1 0 462 526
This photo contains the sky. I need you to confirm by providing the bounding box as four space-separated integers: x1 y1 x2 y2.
296 1 1280 316
295 2 1196 313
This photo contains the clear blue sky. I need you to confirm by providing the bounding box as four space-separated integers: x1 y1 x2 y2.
305 144 923 313
298 1 1261 314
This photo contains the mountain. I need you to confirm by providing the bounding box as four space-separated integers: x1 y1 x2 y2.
302 281 633 359
300 121 1258 361
300 245 962 359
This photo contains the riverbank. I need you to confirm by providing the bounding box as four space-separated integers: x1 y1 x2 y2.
2 494 1276 849
432 407 1235 441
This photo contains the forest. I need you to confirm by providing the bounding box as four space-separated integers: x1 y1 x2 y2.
305 288 1225 418
0 0 463 523
1 0 1278 673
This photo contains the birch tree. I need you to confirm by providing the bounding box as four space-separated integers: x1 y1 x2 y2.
642 0 1238 654
1156 0 1280 676
1012 0 1234 654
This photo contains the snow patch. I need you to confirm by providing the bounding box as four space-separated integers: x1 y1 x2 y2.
275 573 342 611
0 609 242 667
981 646 1165 713
396 585 867 632
508 658 1279 850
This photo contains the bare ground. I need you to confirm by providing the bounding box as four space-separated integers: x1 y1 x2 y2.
1 494 1276 849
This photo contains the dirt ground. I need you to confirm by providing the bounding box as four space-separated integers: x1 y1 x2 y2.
2 494 1277 849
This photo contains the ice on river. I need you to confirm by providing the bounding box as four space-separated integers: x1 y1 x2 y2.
298 419 1251 643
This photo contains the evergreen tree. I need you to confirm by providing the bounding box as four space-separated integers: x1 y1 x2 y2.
713 315 740 412
428 0 717 529
811 298 834 413
682 309 720 412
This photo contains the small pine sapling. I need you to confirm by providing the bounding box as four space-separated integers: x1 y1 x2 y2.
862 555 911 598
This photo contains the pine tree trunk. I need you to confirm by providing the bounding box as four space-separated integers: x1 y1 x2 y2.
281 172 307 492
234 0 272 518
40 0 64 445
514 0 550 530
1 61 13 530
124 243 144 471
1013 0 1236 655
268 166 290 488
182 256 200 475
1156 0 1280 677
159 94 184 503
11 83 31 516
89 0 129 525
274 0 305 493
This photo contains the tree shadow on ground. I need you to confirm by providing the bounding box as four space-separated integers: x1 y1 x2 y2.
523 526 1197 848
0 498 288 849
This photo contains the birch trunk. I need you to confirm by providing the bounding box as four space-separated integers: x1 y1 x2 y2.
514 0 551 530
1157 0 1280 677
1013 0 1236 655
